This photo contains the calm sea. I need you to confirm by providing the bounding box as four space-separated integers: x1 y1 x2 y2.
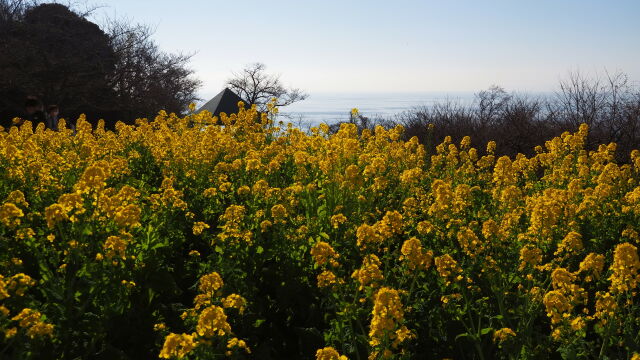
279 92 477 126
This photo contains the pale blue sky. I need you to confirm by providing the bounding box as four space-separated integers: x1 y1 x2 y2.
94 0 640 97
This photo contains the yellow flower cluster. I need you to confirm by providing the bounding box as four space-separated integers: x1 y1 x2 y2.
368 287 412 352
158 270 249 358
352 254 384 290
11 308 54 339
311 241 341 268
226 337 251 355
0 273 35 299
196 305 231 337
316 346 348 360
221 294 246 314
159 333 196 359
198 272 224 294
608 243 640 293
399 237 433 271
435 254 463 286
104 235 128 260
493 327 516 343
0 203 23 227
3 102 640 359
192 221 210 235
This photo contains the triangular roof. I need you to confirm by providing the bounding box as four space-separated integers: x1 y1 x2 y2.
197 88 247 116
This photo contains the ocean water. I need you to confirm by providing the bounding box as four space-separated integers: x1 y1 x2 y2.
279 92 477 127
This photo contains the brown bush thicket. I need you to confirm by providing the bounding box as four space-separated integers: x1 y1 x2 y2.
393 71 640 161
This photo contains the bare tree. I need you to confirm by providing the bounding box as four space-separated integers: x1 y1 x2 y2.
475 85 511 128
226 63 308 110
102 17 201 122
555 70 607 129
0 0 35 24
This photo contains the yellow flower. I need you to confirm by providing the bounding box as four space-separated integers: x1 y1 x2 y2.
369 287 408 348
6 190 28 207
114 204 141 228
196 305 231 337
260 220 272 232
310 241 340 268
27 322 55 338
486 141 496 154
121 280 136 289
11 308 54 339
608 242 640 293
352 254 384 290
356 223 382 249
316 346 348 360
570 316 586 331
237 185 250 196
203 187 218 197
222 294 247 314
199 272 224 293
543 291 571 324
75 162 110 192
330 213 347 228
456 227 483 257
435 254 462 286
159 333 196 359
45 203 67 228
4 327 17 339
578 253 605 281
192 221 210 235
555 231 583 255
0 203 23 227
271 204 288 221
594 291 617 324
493 327 516 343
519 245 542 271
7 273 36 296
104 236 128 260
227 337 251 353
317 270 338 288
399 237 433 271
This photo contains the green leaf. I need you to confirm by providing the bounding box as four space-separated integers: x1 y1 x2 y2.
480 327 493 335
256 246 264 254
151 242 168 251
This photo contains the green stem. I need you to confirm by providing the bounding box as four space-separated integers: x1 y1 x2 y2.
598 320 612 360
461 287 485 360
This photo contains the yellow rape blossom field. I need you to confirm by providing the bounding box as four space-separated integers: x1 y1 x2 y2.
1 102 640 359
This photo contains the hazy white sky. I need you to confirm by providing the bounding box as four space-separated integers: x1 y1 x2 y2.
95 0 640 97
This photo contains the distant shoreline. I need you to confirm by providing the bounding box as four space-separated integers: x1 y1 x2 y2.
267 91 555 126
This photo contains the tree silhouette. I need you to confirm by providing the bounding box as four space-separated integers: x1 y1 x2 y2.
226 62 308 111
0 1 201 128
